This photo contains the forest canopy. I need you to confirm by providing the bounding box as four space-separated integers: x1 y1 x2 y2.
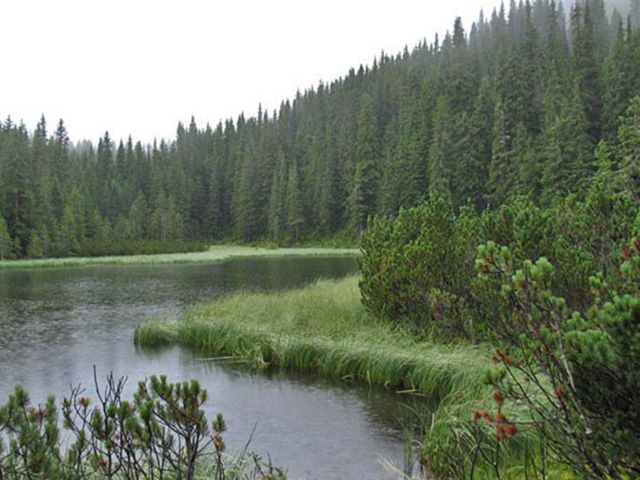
1 0 639 258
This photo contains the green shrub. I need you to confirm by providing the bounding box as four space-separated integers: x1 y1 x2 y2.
358 185 637 342
359 196 476 336
0 374 282 480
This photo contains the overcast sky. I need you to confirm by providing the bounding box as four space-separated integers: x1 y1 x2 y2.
0 0 503 143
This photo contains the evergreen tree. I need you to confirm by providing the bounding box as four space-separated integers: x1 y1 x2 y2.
347 95 380 234
619 96 640 197
603 18 636 139
127 192 148 240
427 96 453 203
1 120 34 254
150 192 184 242
286 159 304 243
315 134 340 234
459 76 494 210
27 225 51 259
572 2 603 143
487 100 518 206
0 216 15 260
51 119 70 185
540 77 592 203
267 151 287 243
55 188 87 256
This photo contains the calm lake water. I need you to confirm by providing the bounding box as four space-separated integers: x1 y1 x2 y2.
0 256 423 479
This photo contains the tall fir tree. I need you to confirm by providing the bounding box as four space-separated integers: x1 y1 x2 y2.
572 1 603 143
427 96 453 203
286 159 305 243
347 94 380 234
0 216 16 260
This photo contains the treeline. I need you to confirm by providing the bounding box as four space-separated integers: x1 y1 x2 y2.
1 0 640 258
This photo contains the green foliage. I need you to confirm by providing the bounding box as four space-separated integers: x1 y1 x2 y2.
27 225 51 259
135 275 489 409
135 275 552 479
1 4 640 255
474 236 640 479
0 216 16 260
149 192 185 242
0 375 281 480
359 111 640 341
619 95 640 196
286 160 304 243
427 97 453 202
359 196 475 337
347 94 380 235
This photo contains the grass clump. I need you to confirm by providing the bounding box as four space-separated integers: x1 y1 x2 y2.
134 318 179 347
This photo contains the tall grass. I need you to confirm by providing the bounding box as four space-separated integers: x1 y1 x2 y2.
136 277 488 401
0 246 359 270
135 277 565 479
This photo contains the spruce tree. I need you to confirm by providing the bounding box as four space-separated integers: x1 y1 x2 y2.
2 120 34 254
541 81 592 204
347 94 380 234
267 151 287 243
463 76 494 210
619 96 640 198
389 96 427 211
316 135 340 235
427 96 453 203
603 18 635 139
0 216 15 260
286 160 304 243
127 192 148 240
27 225 50 259
31 115 53 241
55 188 87 256
572 2 603 143
487 100 517 206
51 119 70 186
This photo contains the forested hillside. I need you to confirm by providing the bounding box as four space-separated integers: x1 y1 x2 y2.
1 0 640 258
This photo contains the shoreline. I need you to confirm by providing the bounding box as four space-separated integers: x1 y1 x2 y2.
134 278 490 401
0 246 360 270
133 276 572 477
135 276 537 477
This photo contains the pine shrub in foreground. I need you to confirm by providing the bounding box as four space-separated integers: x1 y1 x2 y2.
0 372 285 480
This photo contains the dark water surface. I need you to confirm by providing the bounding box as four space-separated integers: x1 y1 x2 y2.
0 257 421 479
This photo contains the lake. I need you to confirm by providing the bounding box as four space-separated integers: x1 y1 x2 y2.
0 256 422 479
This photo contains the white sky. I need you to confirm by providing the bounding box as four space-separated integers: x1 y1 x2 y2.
0 0 503 144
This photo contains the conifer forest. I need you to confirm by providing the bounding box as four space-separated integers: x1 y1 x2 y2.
1 0 639 258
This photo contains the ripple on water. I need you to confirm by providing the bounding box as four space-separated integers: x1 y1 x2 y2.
0 257 424 480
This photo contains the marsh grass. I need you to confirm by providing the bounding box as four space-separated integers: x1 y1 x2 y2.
137 277 487 400
0 246 359 270
135 276 564 479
